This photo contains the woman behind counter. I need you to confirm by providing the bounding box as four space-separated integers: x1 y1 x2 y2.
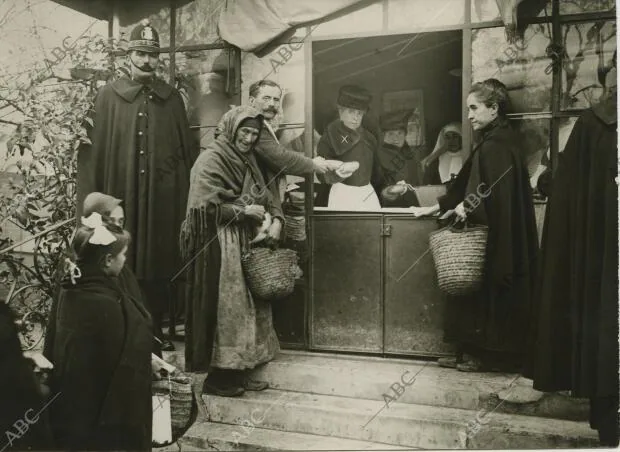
181 105 281 397
422 122 468 185
412 78 538 372
317 84 384 210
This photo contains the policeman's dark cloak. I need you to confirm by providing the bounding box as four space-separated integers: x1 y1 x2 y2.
77 76 196 287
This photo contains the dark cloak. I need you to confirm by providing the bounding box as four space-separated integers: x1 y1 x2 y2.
0 303 54 451
524 95 618 399
76 76 196 285
48 274 153 451
181 105 284 372
438 118 539 357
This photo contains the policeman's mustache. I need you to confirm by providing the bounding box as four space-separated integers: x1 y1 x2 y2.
130 58 155 73
137 63 154 72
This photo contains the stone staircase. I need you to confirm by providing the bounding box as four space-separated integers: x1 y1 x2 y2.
172 349 599 450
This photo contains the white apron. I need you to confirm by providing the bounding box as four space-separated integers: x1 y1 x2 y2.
327 182 381 211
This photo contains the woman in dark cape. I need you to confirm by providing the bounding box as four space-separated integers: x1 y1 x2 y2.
412 79 539 372
524 62 618 446
44 192 160 362
181 105 282 396
48 216 153 450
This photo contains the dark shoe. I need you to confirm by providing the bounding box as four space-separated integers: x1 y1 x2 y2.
161 340 175 352
244 379 269 391
438 357 459 368
456 358 485 372
203 380 244 397
438 351 465 369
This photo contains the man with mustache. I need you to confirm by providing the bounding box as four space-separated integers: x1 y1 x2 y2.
77 19 195 352
238 80 331 241
247 79 331 177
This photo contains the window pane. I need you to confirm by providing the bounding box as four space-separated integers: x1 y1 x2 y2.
561 21 616 110
175 0 224 47
472 25 552 112
175 49 236 146
156 53 172 84
313 3 383 37
560 0 616 15
388 0 464 30
510 117 550 201
471 0 551 22
119 1 171 48
510 117 550 177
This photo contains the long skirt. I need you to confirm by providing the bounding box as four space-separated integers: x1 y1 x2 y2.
184 219 279 372
443 281 531 365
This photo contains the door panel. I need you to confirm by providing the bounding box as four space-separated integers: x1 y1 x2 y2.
384 216 455 356
310 215 383 353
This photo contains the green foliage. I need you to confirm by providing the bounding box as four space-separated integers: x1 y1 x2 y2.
0 34 123 316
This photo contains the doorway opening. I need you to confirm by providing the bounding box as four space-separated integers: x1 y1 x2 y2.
309 30 464 357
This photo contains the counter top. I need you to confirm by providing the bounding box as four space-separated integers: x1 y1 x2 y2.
312 207 440 216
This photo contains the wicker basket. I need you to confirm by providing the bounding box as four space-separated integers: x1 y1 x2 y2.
428 224 488 296
152 374 193 435
284 215 306 241
241 247 300 300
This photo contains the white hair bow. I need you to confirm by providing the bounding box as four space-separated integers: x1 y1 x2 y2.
64 258 82 285
81 212 117 245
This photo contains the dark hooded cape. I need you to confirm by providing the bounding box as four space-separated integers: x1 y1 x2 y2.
76 76 196 284
48 275 153 451
438 118 539 357
524 95 619 399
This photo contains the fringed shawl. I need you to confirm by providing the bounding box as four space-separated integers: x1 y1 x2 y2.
181 106 278 259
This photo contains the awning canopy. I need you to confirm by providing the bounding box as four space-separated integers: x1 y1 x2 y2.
218 0 549 53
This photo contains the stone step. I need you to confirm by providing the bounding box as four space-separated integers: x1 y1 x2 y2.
180 421 410 451
202 389 598 449
251 350 589 421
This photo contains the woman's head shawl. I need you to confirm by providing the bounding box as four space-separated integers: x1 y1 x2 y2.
215 105 264 143
186 105 267 213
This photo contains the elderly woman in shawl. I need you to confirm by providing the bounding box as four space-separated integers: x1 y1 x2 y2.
421 122 469 185
181 105 282 397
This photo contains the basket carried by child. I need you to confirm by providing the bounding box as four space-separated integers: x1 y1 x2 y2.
241 247 301 300
152 374 194 437
428 223 488 296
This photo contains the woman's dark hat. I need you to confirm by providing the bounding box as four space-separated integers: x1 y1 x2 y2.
128 19 160 53
380 110 412 132
337 85 372 110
